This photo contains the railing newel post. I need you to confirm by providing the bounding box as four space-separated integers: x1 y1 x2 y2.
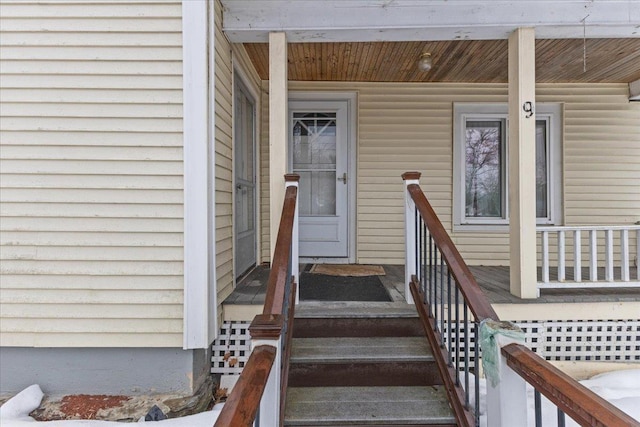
482 320 529 427
285 174 300 303
402 172 421 304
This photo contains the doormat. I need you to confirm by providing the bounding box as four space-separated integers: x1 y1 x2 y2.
309 264 386 277
299 273 392 302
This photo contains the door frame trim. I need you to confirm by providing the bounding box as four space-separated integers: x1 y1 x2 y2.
232 62 261 279
288 91 357 264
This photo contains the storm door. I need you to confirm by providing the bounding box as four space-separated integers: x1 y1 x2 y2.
289 100 349 258
234 79 256 277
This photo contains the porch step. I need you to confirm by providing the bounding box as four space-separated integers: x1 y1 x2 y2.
284 386 456 426
288 337 442 387
285 305 455 426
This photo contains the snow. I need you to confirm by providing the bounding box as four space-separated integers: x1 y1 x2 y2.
0 385 223 426
1 369 639 426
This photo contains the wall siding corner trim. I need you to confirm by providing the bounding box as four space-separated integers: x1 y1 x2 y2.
183 0 216 349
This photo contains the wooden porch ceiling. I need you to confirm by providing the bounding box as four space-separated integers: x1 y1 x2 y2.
243 39 640 83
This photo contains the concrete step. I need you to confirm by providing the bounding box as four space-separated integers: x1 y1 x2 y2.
288 337 441 387
284 386 456 426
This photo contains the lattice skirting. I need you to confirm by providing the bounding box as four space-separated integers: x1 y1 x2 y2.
211 321 251 375
442 319 640 366
211 319 640 375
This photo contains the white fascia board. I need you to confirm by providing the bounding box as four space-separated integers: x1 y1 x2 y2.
630 79 640 101
183 0 215 350
221 0 640 42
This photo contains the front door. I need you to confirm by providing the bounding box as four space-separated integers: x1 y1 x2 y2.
234 79 256 277
289 100 349 258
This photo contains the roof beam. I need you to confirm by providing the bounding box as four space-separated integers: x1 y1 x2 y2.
221 0 640 43
630 79 640 101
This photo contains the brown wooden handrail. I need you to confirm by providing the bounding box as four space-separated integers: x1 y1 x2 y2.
213 345 277 427
263 181 298 315
502 343 640 427
406 182 498 321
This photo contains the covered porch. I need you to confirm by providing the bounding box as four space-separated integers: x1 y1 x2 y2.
221 0 640 302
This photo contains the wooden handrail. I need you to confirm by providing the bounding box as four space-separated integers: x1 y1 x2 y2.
502 343 640 427
406 183 498 321
263 184 298 315
214 345 277 427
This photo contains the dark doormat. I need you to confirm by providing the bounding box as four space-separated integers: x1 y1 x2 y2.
299 272 392 302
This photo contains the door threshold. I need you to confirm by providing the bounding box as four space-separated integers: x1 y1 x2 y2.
300 258 353 265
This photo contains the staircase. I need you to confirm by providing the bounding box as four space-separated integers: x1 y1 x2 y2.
284 303 456 426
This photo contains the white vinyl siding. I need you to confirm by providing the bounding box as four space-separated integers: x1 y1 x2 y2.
260 82 639 265
0 1 184 347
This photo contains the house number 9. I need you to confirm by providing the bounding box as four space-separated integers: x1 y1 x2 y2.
523 101 534 118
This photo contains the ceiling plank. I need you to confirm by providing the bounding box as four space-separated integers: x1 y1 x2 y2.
242 39 640 83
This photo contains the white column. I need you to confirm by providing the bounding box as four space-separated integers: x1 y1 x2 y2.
269 32 288 261
402 172 421 305
508 27 538 299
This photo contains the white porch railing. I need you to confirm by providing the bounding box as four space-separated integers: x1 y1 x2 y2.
537 225 640 290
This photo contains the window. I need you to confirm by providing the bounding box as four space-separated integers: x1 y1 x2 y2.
453 103 562 229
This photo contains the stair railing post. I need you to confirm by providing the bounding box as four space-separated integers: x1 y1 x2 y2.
285 174 300 304
402 172 421 304
482 320 529 427
249 314 284 427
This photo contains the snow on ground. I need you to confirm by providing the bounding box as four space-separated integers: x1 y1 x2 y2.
1 369 639 426
0 385 223 426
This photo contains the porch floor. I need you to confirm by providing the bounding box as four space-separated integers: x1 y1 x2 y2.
223 264 640 307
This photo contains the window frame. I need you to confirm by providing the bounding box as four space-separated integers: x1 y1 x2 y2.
453 103 562 231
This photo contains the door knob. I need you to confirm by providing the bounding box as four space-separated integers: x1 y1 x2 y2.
337 172 347 184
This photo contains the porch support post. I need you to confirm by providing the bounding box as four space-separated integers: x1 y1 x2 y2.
508 27 538 299
269 32 288 261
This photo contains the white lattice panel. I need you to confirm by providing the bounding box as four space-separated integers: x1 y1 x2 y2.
442 319 640 368
517 319 640 362
211 321 251 375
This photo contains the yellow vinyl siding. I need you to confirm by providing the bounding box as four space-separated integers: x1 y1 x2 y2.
260 82 638 265
0 1 184 347
214 0 234 307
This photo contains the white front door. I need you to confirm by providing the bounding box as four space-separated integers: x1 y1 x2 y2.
234 79 256 276
289 100 350 258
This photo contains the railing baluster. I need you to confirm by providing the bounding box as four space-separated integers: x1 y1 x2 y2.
557 408 566 427
605 229 614 281
440 255 445 344
542 231 550 283
621 229 630 282
534 390 542 427
589 230 598 281
463 299 469 409
474 322 480 425
447 270 453 365
455 285 460 385
434 249 439 330
558 230 566 281
573 230 581 283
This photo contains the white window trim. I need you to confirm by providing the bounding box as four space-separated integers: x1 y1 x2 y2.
453 103 562 232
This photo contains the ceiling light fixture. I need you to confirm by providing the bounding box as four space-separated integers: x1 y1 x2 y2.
417 52 433 72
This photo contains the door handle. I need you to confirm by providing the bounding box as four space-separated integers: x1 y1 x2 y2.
337 172 347 184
